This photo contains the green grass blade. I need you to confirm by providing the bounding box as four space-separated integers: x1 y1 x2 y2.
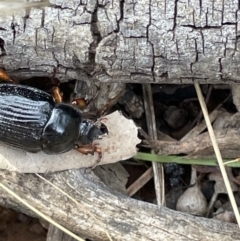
134 152 240 167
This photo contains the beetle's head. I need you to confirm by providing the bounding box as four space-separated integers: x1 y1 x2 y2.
78 120 103 145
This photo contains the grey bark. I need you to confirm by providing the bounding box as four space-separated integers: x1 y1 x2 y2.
0 169 240 241
0 0 239 84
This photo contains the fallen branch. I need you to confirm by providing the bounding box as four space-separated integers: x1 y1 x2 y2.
0 169 239 241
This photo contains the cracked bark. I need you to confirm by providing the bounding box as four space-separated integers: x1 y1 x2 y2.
0 0 239 84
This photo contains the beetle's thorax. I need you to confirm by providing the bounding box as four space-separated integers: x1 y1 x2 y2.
41 103 82 154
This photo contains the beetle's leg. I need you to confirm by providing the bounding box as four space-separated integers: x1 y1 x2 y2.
71 98 87 110
76 144 94 155
0 69 14 83
71 84 100 110
91 145 102 169
48 67 63 103
52 87 63 103
76 143 102 168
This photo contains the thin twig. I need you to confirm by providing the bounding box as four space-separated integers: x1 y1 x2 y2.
182 89 230 141
138 128 152 141
194 82 240 228
126 167 153 196
180 109 219 142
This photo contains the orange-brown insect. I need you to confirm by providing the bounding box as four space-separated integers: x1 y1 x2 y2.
0 69 13 83
52 87 63 103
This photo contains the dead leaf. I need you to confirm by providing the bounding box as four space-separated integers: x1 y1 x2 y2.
0 111 141 173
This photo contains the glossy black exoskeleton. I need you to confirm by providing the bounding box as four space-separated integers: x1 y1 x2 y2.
0 83 101 154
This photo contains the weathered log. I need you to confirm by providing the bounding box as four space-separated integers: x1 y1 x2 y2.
0 169 239 241
0 0 239 84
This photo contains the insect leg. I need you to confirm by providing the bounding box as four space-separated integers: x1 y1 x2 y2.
0 69 15 83
76 143 102 168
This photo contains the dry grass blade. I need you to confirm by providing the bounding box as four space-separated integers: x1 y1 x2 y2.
194 82 240 228
142 84 165 205
224 158 240 166
188 85 213 130
0 182 85 241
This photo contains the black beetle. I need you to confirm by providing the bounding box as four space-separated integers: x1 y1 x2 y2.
0 83 102 155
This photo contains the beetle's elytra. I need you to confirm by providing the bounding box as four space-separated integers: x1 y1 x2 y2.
0 83 101 155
